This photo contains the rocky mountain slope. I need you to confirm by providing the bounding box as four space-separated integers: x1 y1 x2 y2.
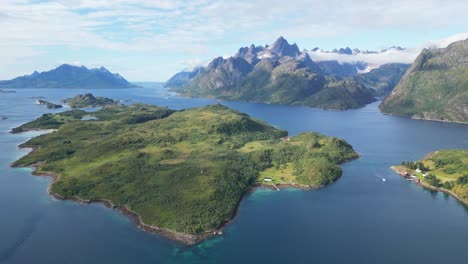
380 39 468 123
167 37 379 110
355 63 410 97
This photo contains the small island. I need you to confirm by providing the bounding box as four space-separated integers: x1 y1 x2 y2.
0 89 16 93
11 103 358 244
63 93 118 108
392 150 468 206
35 99 63 109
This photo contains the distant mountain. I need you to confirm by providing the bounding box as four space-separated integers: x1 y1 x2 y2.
0 64 137 89
307 46 411 81
167 37 376 110
354 63 410 97
312 46 405 55
315 61 368 77
380 39 468 123
164 67 204 88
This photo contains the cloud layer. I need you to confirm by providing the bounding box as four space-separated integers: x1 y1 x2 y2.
308 33 468 67
0 0 467 80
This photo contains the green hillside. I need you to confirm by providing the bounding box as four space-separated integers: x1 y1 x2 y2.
380 39 468 123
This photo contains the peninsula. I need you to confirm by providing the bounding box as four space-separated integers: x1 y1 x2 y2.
0 89 16 93
11 103 358 244
35 99 63 109
392 150 468 206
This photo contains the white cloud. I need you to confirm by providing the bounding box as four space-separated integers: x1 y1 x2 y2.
308 49 418 67
179 58 210 71
426 33 468 49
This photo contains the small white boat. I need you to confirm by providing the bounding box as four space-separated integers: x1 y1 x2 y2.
382 178 386 182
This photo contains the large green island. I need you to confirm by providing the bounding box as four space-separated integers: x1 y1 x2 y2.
12 103 358 244
392 150 468 206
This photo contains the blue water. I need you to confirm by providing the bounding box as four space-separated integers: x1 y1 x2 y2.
0 87 467 264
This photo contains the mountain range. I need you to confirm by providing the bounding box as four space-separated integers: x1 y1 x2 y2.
380 38 468 123
0 64 136 89
166 37 409 110
311 46 405 55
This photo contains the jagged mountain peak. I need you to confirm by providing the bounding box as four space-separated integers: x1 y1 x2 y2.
207 57 225 70
98 66 111 73
268 36 300 57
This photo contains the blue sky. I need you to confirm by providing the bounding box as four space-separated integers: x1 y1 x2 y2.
0 0 467 81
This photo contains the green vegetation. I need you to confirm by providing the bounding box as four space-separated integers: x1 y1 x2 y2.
12 103 358 235
396 150 468 203
11 110 87 133
380 39 468 123
63 93 118 108
36 99 63 109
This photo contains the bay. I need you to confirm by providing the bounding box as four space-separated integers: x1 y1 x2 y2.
0 86 467 264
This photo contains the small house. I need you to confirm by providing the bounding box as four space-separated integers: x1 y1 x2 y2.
422 173 427 177
416 168 422 173
264 178 272 182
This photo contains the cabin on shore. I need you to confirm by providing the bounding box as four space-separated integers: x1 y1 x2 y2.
264 178 272 182
281 136 291 142
416 168 422 173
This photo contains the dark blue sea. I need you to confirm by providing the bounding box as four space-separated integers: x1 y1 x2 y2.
0 86 467 264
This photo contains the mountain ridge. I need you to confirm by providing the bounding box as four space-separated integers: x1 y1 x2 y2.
166 37 411 110
0 64 137 89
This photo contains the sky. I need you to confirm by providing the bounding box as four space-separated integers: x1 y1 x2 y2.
0 0 467 81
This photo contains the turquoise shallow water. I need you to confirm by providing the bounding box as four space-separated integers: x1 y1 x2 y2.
0 87 467 264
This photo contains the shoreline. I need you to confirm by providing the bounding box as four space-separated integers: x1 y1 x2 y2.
380 112 468 125
10 128 58 134
172 90 371 112
21 163 221 245
13 158 320 246
390 166 468 207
